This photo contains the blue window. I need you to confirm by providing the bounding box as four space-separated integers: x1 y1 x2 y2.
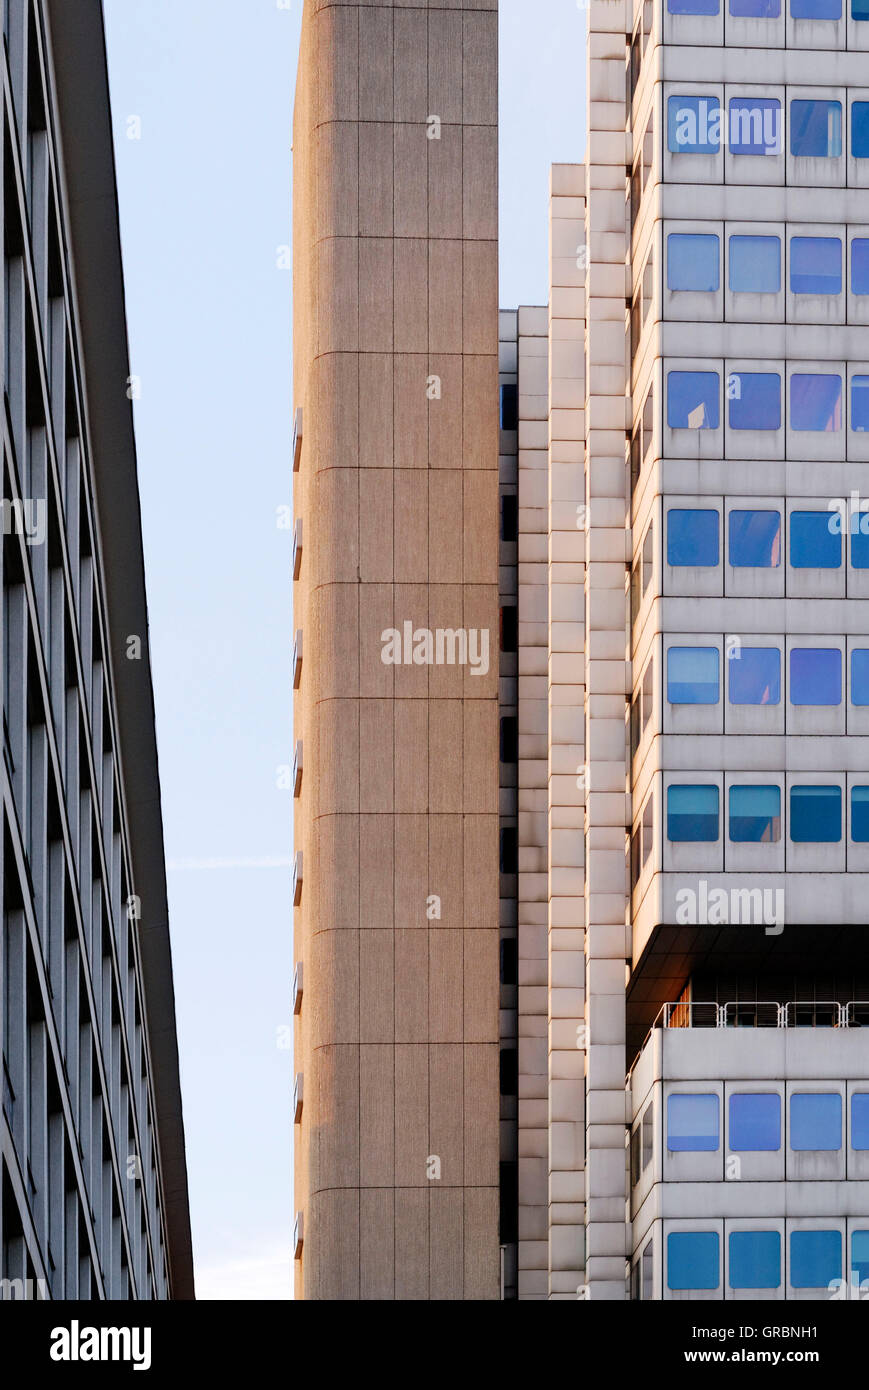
668 1093 720 1151
791 1093 842 1151
729 510 781 567
853 239 869 295
789 511 842 568
790 100 843 158
852 651 869 706
851 786 869 842
667 646 719 703
667 509 719 566
669 0 719 10
729 1232 781 1290
790 1230 842 1290
667 234 719 292
853 376 869 433
728 99 782 156
791 0 841 14
729 235 781 293
667 1232 720 1291
853 1233 869 1292
855 0 869 17
668 96 721 153
851 514 869 569
728 648 781 705
790 373 842 432
729 785 781 842
790 785 842 842
730 1093 781 1151
853 104 869 160
731 0 780 11
668 371 720 429
790 237 842 295
667 785 719 841
853 1094 869 1149
790 648 842 705
728 372 781 430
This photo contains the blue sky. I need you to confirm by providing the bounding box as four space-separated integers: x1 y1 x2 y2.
102 0 583 1301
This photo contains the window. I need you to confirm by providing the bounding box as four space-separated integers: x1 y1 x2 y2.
642 657 654 734
499 383 518 432
643 523 653 591
631 1127 641 1186
667 1232 719 1291
790 785 842 842
667 785 719 841
790 237 842 295
729 785 781 842
729 1232 781 1291
789 648 842 705
851 238 869 295
667 646 719 703
728 372 781 430
851 786 869 841
631 382 655 494
642 1102 654 1169
791 0 841 14
500 826 518 872
791 1093 842 1151
728 648 780 705
667 371 719 429
790 1231 841 1290
669 0 719 9
642 794 654 866
668 96 721 154
852 1233 869 1292
667 509 719 566
790 373 842 432
853 103 869 160
668 1093 720 1151
852 514 869 568
790 100 842 158
853 1094 869 1149
852 651 869 705
728 99 782 156
642 1239 653 1301
729 235 781 293
731 0 780 12
667 233 719 292
855 0 869 16
729 510 782 567
729 1093 781 1151
853 376 869 433
789 511 842 568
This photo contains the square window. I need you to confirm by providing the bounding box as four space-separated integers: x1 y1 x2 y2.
668 96 721 154
668 371 720 429
729 1232 781 1290
728 99 782 156
667 784 719 841
853 103 869 160
790 648 842 705
668 1093 720 1151
728 372 781 430
791 0 841 13
851 514 869 568
853 239 869 295
729 784 781 842
790 785 842 842
790 100 842 158
790 1230 841 1290
667 233 720 292
729 510 782 566
667 646 720 703
852 650 869 705
790 237 842 295
729 1092 781 1151
728 647 781 705
791 1093 842 1151
731 0 780 11
790 374 842 432
852 1233 869 1293
789 511 842 567
851 786 869 841
729 235 781 293
853 376 869 433
852 1094 869 1149
667 509 719 565
667 1232 720 1291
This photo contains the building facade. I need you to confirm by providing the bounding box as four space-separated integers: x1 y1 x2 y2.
0 0 193 1300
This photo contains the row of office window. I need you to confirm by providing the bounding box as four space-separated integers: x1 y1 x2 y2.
666 783 869 842
666 1228 867 1293
669 1090 869 1150
668 231 869 297
668 368 868 432
668 645 869 707
668 96 866 160
669 0 869 18
666 507 869 569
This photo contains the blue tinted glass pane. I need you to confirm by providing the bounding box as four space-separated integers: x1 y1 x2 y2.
728 99 782 155
790 648 842 705
669 0 719 11
728 648 781 706
853 786 869 841
668 371 720 428
729 510 782 566
854 104 869 159
731 0 780 12
853 1094 869 1149
730 1093 781 1151
668 97 721 153
729 785 781 842
667 509 719 566
790 374 842 431
853 376 869 432
790 786 842 842
789 512 842 568
668 1094 720 1151
729 373 781 430
853 1232 869 1291
791 1231 841 1289
855 0 869 17
852 515 869 569
667 647 719 703
729 1232 781 1290
790 100 842 158
790 237 842 295
667 785 719 841
667 234 720 291
852 651 869 706
667 1233 720 1291
854 239 869 294
791 0 841 14
729 236 781 293
791 1094 842 1151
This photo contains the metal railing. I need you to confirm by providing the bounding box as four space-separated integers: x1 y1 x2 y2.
631 999 859 1076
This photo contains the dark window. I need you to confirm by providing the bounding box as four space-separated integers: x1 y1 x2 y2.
500 493 518 543
499 715 518 763
499 1161 518 1244
499 383 518 432
500 1048 518 1096
499 937 518 986
500 826 518 874
500 606 518 653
